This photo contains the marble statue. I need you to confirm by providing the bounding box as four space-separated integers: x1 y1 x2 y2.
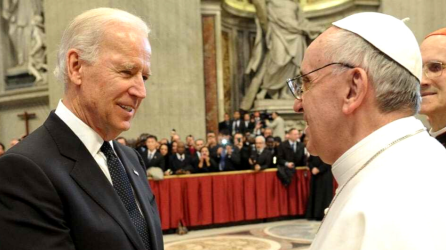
28 14 47 84
240 0 323 110
2 0 46 84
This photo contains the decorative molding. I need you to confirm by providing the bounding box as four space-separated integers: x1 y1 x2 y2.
0 86 49 107
222 0 255 18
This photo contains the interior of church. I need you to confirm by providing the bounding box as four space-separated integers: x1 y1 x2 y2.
0 0 445 249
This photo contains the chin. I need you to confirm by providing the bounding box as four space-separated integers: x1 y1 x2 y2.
307 142 318 156
419 105 433 116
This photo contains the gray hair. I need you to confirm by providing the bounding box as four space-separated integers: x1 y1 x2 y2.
323 28 420 114
54 8 150 84
255 135 265 143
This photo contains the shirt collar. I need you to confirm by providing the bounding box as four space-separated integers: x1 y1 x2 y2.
148 149 157 155
430 126 446 138
55 100 110 156
332 117 425 189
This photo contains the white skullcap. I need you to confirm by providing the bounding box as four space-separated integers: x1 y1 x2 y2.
332 12 422 82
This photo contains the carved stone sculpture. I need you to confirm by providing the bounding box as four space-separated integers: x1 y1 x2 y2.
240 0 323 110
2 0 46 85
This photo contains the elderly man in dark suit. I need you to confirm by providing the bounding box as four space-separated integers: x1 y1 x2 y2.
0 8 163 250
249 135 272 171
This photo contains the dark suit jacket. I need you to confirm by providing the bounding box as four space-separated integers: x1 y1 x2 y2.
196 157 219 173
436 132 446 148
242 120 255 134
277 140 306 167
141 150 165 171
169 154 195 174
249 149 272 170
213 145 241 171
266 147 278 168
238 145 252 170
0 112 163 250
231 119 244 135
218 120 232 134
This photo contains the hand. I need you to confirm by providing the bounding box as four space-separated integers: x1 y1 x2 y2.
254 165 261 171
249 158 254 165
164 170 171 176
312 167 320 175
287 162 295 168
226 145 233 155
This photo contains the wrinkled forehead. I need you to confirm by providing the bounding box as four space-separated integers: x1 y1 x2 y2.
421 35 446 62
302 27 339 71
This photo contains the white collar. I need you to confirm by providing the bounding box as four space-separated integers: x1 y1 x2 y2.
430 126 446 138
332 117 425 189
55 100 110 156
148 149 157 155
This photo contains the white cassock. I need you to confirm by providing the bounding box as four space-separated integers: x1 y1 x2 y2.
310 117 446 250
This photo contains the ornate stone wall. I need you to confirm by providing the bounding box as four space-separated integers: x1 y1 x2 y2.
0 0 207 146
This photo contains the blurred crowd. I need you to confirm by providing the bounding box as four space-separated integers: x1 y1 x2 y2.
110 111 308 181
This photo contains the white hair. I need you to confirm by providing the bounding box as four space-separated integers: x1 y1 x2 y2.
324 28 420 114
54 8 150 84
255 135 265 143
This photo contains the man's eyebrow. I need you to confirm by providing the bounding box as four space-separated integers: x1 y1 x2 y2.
121 62 136 70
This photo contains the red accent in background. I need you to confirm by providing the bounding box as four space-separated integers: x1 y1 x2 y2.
149 169 311 230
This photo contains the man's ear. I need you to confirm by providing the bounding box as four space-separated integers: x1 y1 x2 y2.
342 68 369 115
66 49 83 86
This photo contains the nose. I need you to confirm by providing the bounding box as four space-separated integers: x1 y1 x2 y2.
293 99 304 113
129 76 147 99
420 73 432 87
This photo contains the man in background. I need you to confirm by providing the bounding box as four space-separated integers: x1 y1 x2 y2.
420 28 446 147
266 111 285 140
142 135 165 180
249 135 271 171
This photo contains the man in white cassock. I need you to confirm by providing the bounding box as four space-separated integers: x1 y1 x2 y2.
287 12 446 249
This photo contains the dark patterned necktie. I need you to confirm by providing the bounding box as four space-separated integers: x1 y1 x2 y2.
100 142 151 250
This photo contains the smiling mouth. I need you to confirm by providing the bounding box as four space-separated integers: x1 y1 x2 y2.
421 92 436 97
119 104 134 112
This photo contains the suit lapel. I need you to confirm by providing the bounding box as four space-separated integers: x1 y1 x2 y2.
114 142 160 250
45 112 146 250
70 151 145 250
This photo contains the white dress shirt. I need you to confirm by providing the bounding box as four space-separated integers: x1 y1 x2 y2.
55 100 115 184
